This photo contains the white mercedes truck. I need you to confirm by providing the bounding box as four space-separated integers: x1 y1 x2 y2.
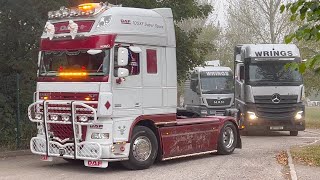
234 44 305 136
184 60 234 116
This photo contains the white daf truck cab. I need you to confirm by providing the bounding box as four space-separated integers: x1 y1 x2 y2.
184 60 234 116
234 44 305 136
27 2 241 170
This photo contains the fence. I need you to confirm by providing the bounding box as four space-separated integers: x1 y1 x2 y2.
0 73 36 151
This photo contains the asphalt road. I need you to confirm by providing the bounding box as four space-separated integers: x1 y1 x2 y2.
1 130 320 180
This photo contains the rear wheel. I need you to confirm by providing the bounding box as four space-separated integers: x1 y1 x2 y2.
290 131 298 136
217 121 238 155
122 126 158 170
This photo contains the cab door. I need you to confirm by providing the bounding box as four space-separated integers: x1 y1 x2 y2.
235 63 245 108
112 45 142 118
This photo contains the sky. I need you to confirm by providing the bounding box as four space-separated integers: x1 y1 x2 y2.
208 1 228 28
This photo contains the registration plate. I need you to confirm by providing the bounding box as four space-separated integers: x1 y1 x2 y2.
270 126 284 130
210 110 216 115
84 160 109 168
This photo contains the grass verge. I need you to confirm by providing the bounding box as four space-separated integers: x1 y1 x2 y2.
291 145 320 167
305 107 320 129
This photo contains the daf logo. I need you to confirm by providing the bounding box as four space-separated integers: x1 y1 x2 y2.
60 25 68 31
271 93 281 104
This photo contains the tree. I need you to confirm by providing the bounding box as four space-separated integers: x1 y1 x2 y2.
281 0 320 73
227 0 295 44
0 0 70 149
213 0 296 69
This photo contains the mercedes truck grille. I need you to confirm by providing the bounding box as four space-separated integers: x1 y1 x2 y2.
254 95 298 104
254 95 298 119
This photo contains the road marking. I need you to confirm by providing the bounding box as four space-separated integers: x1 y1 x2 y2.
287 149 297 180
299 138 320 148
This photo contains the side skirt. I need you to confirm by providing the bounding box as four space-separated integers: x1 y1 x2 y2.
162 150 217 161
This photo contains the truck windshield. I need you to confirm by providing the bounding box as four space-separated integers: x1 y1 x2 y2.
200 76 234 94
248 62 302 85
39 50 110 76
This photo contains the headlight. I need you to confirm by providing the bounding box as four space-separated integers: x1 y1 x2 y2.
91 133 109 139
97 15 112 28
50 114 59 121
247 111 257 120
295 111 303 120
61 115 70 121
79 116 88 122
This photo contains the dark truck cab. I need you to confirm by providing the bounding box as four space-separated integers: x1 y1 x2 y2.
234 44 305 136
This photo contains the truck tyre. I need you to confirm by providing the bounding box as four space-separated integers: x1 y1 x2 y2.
122 126 158 170
290 131 298 136
217 121 238 155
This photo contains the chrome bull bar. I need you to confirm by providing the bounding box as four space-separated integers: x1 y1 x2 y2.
28 100 101 160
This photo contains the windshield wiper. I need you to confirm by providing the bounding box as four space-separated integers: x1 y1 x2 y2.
96 63 103 72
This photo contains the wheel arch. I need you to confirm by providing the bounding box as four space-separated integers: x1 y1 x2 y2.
129 118 163 161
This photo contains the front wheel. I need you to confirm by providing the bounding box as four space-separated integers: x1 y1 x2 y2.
122 126 158 170
217 121 238 155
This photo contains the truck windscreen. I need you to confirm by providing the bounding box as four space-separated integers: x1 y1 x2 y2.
39 50 110 76
248 62 302 85
200 76 234 94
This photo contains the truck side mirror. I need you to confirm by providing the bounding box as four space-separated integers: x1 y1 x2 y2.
129 46 142 53
116 68 129 78
239 66 245 82
191 79 200 94
117 47 129 66
196 86 201 95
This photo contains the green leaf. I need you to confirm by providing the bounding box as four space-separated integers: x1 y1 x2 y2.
280 5 285 13
290 4 299 14
284 34 294 43
309 55 320 69
290 14 298 21
299 63 306 73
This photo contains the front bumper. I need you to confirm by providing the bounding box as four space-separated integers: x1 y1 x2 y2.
243 119 305 131
30 137 102 160
28 100 129 162
241 103 305 131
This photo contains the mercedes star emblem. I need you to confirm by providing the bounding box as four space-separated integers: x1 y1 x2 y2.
271 93 281 104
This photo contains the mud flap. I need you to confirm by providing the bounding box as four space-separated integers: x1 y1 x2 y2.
236 134 242 149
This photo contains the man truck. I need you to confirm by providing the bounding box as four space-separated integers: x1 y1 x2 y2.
184 60 234 116
28 2 241 170
234 44 305 136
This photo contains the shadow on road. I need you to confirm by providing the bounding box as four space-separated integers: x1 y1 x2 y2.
37 151 240 172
